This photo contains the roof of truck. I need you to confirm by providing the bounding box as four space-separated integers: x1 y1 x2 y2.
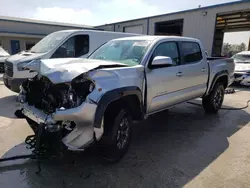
237 51 250 55
54 29 140 36
113 35 200 42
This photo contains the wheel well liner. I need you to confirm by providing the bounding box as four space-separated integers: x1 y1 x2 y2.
94 87 143 128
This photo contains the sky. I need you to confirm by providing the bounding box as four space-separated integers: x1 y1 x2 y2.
0 0 249 46
224 32 250 47
0 0 244 26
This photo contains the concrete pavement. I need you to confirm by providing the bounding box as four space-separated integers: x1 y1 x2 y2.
0 75 250 188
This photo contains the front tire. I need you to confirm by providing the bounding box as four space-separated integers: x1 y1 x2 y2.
202 82 225 113
99 108 132 163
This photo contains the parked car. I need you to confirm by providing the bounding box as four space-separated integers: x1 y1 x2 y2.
15 36 235 162
0 47 10 73
232 51 250 85
3 29 140 92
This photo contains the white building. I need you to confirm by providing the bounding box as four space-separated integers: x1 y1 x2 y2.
0 16 94 55
96 1 250 56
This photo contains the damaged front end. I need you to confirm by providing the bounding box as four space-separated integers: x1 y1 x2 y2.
16 69 104 152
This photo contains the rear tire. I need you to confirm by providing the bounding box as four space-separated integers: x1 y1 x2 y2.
99 108 132 163
202 82 225 113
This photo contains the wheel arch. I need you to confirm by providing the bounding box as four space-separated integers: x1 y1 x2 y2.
94 87 143 129
208 70 228 95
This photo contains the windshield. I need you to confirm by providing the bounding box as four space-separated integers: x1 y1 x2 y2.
233 54 250 63
30 31 69 53
88 40 151 66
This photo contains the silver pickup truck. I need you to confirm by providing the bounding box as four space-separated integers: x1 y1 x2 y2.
16 36 235 162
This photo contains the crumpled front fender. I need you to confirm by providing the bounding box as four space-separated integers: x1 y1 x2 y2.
20 102 104 150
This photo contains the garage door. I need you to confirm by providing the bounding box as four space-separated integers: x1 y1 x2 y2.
124 25 143 34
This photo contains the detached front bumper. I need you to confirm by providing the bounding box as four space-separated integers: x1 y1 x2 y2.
19 102 102 151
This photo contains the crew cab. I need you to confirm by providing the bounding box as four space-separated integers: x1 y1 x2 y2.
16 36 235 162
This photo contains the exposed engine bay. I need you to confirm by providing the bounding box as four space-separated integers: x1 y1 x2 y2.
21 74 93 114
8 58 140 172
16 68 102 156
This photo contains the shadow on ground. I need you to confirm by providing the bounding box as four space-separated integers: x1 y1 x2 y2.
0 96 250 188
0 95 18 118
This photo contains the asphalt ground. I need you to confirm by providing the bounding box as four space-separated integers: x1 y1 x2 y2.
0 74 250 188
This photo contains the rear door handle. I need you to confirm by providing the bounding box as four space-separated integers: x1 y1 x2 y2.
201 68 205 72
176 72 183 77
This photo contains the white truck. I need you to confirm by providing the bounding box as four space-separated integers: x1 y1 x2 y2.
0 47 10 73
233 51 250 85
16 36 235 162
3 29 139 92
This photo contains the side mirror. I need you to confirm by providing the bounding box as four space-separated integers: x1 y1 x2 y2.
151 56 173 66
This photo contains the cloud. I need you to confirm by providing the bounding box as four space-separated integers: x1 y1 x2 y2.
33 0 160 25
33 7 93 25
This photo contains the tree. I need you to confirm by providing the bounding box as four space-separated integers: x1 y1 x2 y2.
237 43 247 52
222 43 231 55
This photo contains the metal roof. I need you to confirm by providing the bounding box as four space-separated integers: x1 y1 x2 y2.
237 51 250 55
0 15 94 29
96 0 250 27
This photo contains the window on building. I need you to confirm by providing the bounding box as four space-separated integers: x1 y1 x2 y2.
180 42 202 64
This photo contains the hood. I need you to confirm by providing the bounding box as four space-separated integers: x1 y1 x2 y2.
0 56 9 62
0 47 9 57
6 51 46 64
235 63 250 72
25 58 129 84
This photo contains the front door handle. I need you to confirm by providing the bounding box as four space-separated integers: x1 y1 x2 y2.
176 72 183 77
201 68 205 72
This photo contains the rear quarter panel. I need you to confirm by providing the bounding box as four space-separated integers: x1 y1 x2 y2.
206 58 235 95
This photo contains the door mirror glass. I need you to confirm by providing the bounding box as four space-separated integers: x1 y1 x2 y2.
151 56 173 66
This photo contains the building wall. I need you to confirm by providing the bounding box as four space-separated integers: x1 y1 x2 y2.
150 1 250 55
0 19 91 36
96 1 250 56
97 19 148 34
0 36 41 54
0 17 94 54
114 19 148 34
98 24 115 32
148 9 216 55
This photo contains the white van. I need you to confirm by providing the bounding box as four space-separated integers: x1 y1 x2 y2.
4 29 140 92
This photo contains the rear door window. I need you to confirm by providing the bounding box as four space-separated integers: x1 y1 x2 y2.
51 34 89 58
180 42 202 64
75 35 89 57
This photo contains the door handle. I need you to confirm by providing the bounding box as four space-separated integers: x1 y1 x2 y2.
176 72 183 77
201 68 205 72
